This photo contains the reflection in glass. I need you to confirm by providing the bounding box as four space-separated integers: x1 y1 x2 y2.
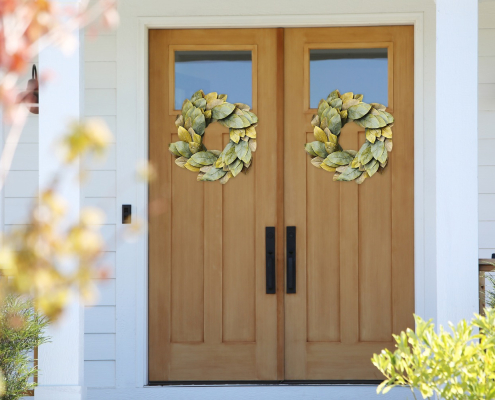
310 48 388 108
175 51 252 110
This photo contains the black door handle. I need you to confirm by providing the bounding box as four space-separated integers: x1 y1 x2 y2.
266 227 276 294
287 226 296 293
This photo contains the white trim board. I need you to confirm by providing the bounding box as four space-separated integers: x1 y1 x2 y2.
88 385 416 400
115 10 427 396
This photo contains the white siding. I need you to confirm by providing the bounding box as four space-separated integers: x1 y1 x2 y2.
85 306 116 334
84 361 116 388
83 28 118 389
479 1 495 259
2 110 39 246
84 334 116 360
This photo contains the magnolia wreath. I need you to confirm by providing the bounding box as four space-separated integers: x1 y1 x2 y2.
168 90 258 184
305 89 394 184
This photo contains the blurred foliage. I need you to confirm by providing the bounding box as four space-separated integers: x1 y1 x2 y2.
0 294 49 400
0 0 119 119
0 118 114 320
0 0 127 396
372 308 495 400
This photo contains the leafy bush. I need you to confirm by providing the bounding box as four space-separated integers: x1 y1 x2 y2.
372 308 495 400
485 273 495 309
0 295 49 400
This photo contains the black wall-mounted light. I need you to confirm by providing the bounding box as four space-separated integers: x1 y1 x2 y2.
17 65 39 114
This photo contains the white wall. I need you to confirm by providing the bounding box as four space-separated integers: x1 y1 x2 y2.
82 28 118 389
2 61 40 227
479 1 495 260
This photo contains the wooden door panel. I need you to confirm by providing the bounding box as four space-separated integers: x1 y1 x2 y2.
305 130 341 343
284 26 414 380
149 29 280 382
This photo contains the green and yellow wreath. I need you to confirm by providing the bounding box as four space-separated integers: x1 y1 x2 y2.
169 90 258 184
305 89 394 184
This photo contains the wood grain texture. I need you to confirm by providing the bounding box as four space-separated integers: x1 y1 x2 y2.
148 28 279 381
275 28 285 380
284 26 414 380
306 130 340 343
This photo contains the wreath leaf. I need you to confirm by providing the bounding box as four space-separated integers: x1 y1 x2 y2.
175 141 192 158
191 151 218 166
338 167 362 181
311 141 329 158
328 151 354 166
223 144 238 165
365 159 380 177
328 114 342 135
305 143 317 157
235 141 249 160
178 126 192 143
314 126 327 143
371 140 386 161
359 145 373 165
347 102 371 119
202 167 227 181
211 102 235 119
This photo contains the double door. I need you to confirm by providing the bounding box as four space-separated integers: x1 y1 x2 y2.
148 26 414 382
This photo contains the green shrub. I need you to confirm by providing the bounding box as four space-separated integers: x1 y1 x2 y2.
0 295 49 400
372 308 495 400
485 273 495 309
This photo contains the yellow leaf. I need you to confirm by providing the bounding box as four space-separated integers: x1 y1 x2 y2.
205 92 218 103
382 126 393 138
178 126 192 143
314 126 327 143
341 92 354 102
366 129 377 144
192 132 202 144
321 163 336 172
184 162 200 172
230 130 240 144
245 126 257 138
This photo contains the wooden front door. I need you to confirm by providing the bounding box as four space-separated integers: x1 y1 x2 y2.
148 26 414 382
148 29 281 382
284 26 414 380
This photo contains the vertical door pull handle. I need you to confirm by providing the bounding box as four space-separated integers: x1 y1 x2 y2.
266 227 276 294
286 226 296 293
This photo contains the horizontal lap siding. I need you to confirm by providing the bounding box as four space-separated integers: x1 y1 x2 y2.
479 2 495 259
3 112 39 260
83 30 118 389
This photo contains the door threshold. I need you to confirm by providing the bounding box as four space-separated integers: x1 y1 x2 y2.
148 380 382 387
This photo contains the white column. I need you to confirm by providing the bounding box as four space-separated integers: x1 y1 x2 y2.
435 0 479 327
35 14 85 400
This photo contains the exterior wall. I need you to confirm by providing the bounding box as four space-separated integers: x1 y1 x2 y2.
2 59 39 230
3 115 39 225
82 29 118 389
479 1 495 259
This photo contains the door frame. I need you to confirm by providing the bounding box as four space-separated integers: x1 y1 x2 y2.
131 13 425 387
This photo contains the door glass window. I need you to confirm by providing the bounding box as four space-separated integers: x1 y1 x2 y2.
309 48 388 108
175 50 252 110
